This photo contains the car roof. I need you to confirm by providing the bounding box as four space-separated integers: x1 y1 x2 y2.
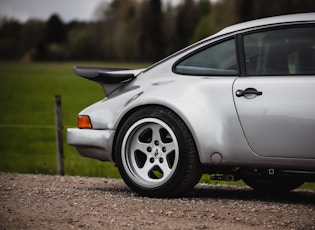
214 13 315 37
145 13 315 72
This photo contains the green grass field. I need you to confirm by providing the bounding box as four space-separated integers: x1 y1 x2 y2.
0 62 149 178
0 62 314 190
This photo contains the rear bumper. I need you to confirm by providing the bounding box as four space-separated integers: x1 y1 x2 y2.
67 128 115 162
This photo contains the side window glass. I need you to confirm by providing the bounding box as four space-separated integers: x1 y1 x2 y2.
174 39 238 76
244 27 315 76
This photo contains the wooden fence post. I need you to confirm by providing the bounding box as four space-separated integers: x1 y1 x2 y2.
55 95 64 176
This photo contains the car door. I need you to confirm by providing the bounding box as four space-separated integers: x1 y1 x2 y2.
233 26 315 159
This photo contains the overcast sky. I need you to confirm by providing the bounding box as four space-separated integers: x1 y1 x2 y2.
0 0 110 22
0 0 181 22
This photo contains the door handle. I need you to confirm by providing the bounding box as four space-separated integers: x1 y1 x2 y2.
236 88 263 97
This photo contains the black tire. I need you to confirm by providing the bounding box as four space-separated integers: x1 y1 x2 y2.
115 106 202 198
242 173 304 193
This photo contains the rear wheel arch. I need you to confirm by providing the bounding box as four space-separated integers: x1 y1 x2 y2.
112 104 198 162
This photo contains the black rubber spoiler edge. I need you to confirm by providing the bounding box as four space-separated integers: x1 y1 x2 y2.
73 66 135 84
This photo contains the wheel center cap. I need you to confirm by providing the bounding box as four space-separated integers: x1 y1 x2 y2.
152 147 162 158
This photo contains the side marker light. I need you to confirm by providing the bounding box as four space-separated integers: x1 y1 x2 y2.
78 115 92 129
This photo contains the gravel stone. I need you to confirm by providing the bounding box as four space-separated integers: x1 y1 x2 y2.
0 173 314 229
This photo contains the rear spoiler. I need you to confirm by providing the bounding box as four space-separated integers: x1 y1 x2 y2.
73 66 144 95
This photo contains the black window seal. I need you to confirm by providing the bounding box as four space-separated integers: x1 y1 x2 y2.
236 34 246 77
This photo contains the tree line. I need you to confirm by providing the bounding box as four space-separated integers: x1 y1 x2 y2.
1 0 314 62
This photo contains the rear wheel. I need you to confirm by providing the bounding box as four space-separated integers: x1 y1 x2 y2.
115 106 202 197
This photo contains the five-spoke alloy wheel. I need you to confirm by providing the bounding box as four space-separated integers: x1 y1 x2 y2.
115 107 201 197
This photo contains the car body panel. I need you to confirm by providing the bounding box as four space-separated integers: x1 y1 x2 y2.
75 70 250 164
233 77 315 159
67 128 114 161
67 13 315 175
213 13 315 37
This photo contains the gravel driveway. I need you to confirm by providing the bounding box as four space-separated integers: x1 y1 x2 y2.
0 173 314 229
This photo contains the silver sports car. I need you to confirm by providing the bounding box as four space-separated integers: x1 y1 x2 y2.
67 13 315 197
